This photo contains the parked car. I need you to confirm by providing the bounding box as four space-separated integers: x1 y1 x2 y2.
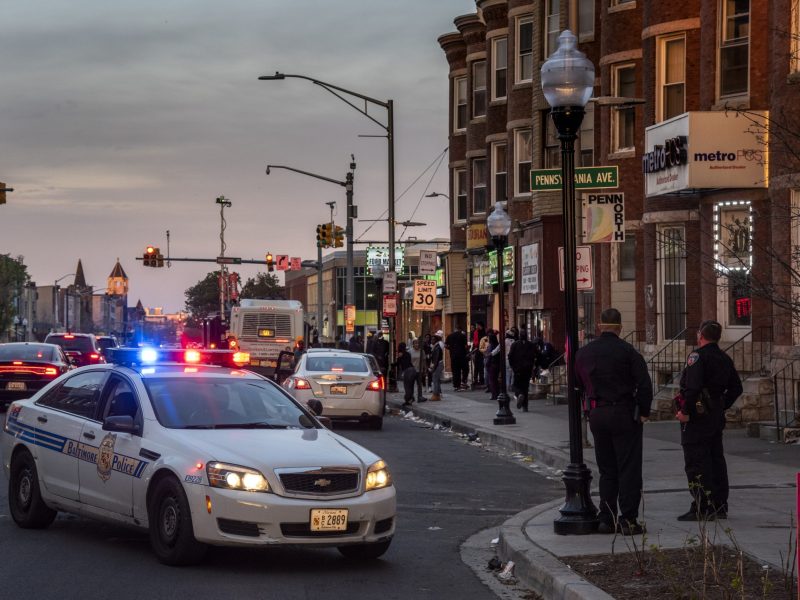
0 342 72 409
2 347 395 565
284 350 386 430
43 332 105 367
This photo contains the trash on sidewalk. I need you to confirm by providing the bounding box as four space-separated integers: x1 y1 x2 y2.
487 556 502 571
466 431 479 442
427 526 442 531
497 560 515 580
441 419 451 428
490 537 499 546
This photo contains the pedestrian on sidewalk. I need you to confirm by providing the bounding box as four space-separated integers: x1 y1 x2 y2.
486 331 502 401
371 331 390 378
675 319 742 521
471 322 485 388
508 331 536 411
505 329 516 391
396 342 416 409
429 330 445 401
479 332 491 391
409 337 428 403
575 308 652 535
445 326 469 391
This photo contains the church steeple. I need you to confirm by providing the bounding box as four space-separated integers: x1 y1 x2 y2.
107 258 129 296
74 259 87 288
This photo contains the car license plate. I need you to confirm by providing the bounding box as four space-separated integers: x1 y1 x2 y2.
310 509 348 532
330 385 347 395
6 382 26 391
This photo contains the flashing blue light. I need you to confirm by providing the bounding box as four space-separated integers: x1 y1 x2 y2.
140 348 159 363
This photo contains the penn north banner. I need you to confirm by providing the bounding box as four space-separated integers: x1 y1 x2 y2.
582 193 625 243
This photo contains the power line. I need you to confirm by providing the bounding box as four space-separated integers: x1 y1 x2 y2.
398 149 447 242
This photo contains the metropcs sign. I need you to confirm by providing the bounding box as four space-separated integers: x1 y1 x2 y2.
643 111 769 197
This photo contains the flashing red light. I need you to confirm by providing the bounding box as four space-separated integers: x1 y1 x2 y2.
89 353 100 360
184 350 202 363
232 351 250 365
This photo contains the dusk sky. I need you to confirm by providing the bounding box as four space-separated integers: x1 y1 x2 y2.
1 0 475 312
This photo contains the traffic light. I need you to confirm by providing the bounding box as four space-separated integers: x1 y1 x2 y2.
316 223 333 247
143 245 156 267
266 252 274 272
156 249 165 268
333 225 344 248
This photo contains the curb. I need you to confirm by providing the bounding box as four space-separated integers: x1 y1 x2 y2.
387 395 572 470
498 500 614 600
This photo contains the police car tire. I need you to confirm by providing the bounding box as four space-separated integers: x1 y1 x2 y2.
9 451 57 529
148 477 207 566
337 539 391 560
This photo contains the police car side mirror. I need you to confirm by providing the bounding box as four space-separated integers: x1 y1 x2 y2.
103 415 140 435
306 399 323 416
316 416 332 429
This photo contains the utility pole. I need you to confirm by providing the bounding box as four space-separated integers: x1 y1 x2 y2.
321 201 335 340
346 156 356 314
166 230 171 268
216 196 232 322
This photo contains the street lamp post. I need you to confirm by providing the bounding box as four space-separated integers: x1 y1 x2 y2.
53 273 76 332
541 30 598 535
372 263 385 349
486 202 515 425
260 72 395 354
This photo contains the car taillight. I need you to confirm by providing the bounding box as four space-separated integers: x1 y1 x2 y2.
291 377 311 390
90 353 100 360
44 367 58 376
368 377 385 391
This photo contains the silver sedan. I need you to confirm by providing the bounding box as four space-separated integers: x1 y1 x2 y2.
283 350 385 430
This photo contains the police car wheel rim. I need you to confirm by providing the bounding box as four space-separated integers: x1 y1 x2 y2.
161 501 179 541
18 468 33 509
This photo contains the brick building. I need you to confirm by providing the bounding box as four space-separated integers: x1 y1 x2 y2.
437 0 800 359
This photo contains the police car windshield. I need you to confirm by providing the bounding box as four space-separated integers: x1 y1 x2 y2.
143 377 313 429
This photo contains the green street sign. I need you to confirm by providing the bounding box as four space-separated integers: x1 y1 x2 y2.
530 166 619 191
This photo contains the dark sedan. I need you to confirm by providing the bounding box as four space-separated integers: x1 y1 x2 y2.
0 342 71 409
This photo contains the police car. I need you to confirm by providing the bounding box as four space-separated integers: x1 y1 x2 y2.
1 348 396 565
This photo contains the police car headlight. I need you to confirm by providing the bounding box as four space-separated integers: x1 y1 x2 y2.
365 460 392 491
207 462 270 492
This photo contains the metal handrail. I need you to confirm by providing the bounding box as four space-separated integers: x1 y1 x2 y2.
647 327 689 397
721 325 772 380
772 357 800 435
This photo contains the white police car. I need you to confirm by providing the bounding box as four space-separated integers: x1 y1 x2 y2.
1 348 395 565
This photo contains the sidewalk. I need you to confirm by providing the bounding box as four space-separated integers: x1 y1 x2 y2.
387 387 799 600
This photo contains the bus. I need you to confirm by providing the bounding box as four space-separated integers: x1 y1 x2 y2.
227 299 304 376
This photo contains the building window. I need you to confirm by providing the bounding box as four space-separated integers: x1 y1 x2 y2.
492 37 508 100
472 61 487 118
657 35 686 121
579 102 595 166
657 226 687 340
719 0 749 97
492 143 508 205
611 64 636 152
473 158 487 214
579 0 594 39
619 235 636 280
515 129 532 195
454 168 467 222
454 76 467 131
517 16 534 82
544 0 560 59
543 115 560 168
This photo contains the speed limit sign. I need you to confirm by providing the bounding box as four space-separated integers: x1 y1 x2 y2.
412 279 437 312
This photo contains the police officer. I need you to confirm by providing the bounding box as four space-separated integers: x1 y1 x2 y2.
676 319 742 521
575 308 652 535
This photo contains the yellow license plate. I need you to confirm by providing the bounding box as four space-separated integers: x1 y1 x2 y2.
6 382 26 391
310 509 348 532
330 385 347 395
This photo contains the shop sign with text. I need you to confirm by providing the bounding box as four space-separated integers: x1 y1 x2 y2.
582 193 625 243
466 223 488 250
520 243 539 295
488 247 515 285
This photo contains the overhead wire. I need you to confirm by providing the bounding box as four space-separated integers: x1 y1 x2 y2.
355 146 449 241
398 149 448 242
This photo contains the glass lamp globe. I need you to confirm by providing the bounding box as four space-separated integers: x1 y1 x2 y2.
540 30 595 108
486 202 512 238
372 263 386 281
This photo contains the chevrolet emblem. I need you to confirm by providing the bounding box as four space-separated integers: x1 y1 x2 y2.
313 478 332 488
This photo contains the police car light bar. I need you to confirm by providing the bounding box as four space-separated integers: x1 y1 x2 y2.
107 347 250 368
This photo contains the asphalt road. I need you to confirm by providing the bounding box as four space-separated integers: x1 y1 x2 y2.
0 413 562 600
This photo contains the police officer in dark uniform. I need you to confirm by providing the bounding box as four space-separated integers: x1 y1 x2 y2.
676 319 742 521
575 308 652 535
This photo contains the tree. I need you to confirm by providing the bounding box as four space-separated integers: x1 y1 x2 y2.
240 272 285 300
0 255 29 341
184 271 224 328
